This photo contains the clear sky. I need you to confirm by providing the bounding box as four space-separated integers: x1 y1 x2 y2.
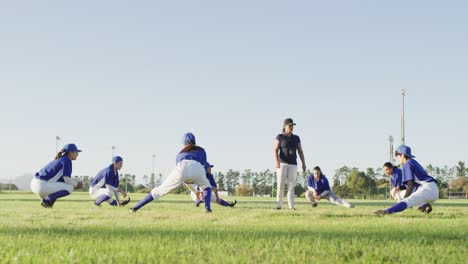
0 1 467 186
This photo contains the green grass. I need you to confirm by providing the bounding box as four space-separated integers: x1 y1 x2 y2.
0 192 467 264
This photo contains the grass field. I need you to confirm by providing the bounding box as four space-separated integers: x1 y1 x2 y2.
0 192 467 264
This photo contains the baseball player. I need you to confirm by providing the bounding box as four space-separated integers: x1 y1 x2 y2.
89 156 130 207
375 145 439 215
274 118 306 210
30 143 83 208
186 162 236 208
305 166 354 208
383 162 420 202
130 132 214 213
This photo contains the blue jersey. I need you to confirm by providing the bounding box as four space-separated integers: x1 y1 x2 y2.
391 167 421 190
176 147 209 171
90 165 119 189
390 168 403 188
307 174 331 193
35 156 72 182
402 159 437 185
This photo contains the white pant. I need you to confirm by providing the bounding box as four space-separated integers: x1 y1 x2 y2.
305 190 352 208
30 178 74 199
276 163 297 209
89 187 116 204
402 182 439 208
151 160 211 200
190 191 217 203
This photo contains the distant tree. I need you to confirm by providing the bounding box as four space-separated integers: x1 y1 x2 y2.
345 168 376 198
143 175 149 188
214 172 226 191
450 176 468 192
225 170 240 195
455 161 466 178
334 166 351 185
235 183 253 196
149 173 155 189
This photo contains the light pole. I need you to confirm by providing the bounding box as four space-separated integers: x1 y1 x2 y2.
389 135 394 163
152 154 155 177
401 89 406 145
112 146 116 159
56 136 61 153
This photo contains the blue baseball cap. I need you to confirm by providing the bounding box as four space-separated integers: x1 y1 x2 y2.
183 132 196 145
63 143 82 153
112 156 123 164
395 145 415 158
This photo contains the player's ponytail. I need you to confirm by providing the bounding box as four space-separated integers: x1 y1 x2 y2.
55 149 66 160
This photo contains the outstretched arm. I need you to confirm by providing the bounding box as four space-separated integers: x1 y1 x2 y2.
297 143 306 172
274 139 280 169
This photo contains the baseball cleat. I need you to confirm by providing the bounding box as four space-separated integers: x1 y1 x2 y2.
418 204 428 212
348 204 355 208
424 204 433 214
206 208 213 213
311 203 318 208
374 210 389 216
129 208 137 213
229 200 237 207
121 198 131 206
290 207 297 211
195 200 202 207
41 199 53 208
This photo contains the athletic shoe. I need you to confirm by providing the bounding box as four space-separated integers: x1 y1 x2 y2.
311 203 318 208
290 207 297 211
129 208 137 213
374 210 389 216
195 200 202 207
121 198 131 206
418 204 428 212
273 206 282 210
206 208 213 213
229 200 237 207
348 204 355 208
93 202 102 208
424 204 433 214
41 199 53 208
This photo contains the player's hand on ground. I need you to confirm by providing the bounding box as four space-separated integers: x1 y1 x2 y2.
75 181 83 190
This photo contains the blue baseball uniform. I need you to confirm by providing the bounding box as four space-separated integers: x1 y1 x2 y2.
305 174 353 208
30 143 82 207
382 145 439 214
132 134 213 212
89 164 121 206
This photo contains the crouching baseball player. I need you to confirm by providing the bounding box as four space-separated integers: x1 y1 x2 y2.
89 156 130 207
305 166 354 208
375 145 439 215
30 144 83 208
186 162 236 208
130 133 214 213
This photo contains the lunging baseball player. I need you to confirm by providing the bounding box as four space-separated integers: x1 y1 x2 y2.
130 133 214 213
89 156 130 207
375 145 439 215
305 166 353 208
30 143 83 208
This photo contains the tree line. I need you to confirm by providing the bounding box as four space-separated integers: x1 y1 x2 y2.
58 161 468 199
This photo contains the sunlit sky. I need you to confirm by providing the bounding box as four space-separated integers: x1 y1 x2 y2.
0 1 466 187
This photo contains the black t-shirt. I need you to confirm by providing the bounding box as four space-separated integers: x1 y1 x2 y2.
276 133 301 165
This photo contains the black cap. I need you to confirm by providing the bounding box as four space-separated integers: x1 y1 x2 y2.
283 118 296 127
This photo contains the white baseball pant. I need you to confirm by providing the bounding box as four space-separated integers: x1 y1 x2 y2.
401 181 439 208
150 160 211 200
305 190 352 208
276 163 297 209
30 178 74 199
